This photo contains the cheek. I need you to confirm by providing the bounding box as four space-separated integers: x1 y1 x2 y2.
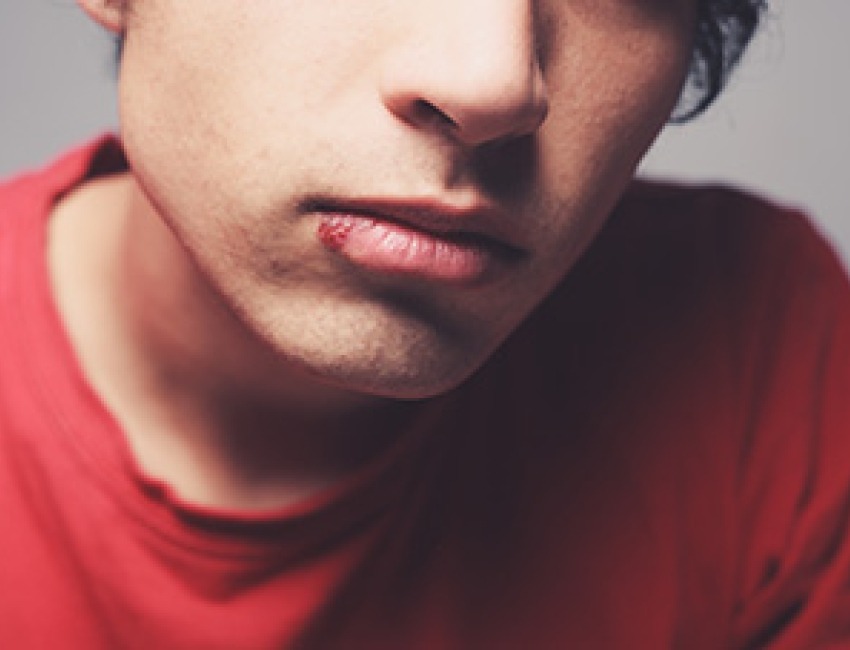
541 23 693 184
526 28 693 278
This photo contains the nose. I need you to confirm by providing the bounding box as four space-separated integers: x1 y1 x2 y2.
379 1 549 147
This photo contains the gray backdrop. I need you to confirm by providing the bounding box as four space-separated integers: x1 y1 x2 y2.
2 0 847 262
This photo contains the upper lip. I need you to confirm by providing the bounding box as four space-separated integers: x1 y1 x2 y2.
302 196 529 257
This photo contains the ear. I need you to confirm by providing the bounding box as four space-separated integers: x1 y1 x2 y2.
77 0 128 34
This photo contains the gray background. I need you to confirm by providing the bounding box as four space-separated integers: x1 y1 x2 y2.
1 0 848 262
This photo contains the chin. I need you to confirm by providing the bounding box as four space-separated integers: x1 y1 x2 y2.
323 358 481 401
286 332 490 401
249 299 497 402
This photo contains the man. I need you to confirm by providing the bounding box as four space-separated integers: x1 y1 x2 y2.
1 0 849 647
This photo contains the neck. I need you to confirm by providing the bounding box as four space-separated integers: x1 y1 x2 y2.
49 173 420 511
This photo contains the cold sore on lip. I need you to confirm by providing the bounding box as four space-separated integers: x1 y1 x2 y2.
317 212 513 284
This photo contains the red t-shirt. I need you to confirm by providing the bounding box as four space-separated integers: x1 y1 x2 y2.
2 138 850 649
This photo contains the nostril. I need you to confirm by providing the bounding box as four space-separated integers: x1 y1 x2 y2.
406 93 546 147
410 99 457 132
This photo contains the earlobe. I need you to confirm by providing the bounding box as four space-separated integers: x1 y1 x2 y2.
77 0 128 34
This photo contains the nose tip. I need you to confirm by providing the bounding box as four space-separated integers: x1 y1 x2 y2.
379 5 550 147
383 71 550 146
453 73 550 145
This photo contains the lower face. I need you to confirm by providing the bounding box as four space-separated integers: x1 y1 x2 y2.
116 0 697 400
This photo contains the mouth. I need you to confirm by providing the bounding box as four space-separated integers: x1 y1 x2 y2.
305 198 528 284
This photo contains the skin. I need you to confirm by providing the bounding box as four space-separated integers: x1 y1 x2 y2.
58 0 697 509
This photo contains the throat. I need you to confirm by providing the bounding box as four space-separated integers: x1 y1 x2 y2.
120 378 421 512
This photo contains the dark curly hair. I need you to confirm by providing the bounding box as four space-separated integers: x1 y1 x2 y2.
675 0 767 120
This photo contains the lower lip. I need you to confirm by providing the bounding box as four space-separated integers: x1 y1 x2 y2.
317 213 500 283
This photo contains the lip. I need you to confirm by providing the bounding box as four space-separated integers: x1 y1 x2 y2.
307 198 527 284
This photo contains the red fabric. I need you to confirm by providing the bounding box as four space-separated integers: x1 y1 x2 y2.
2 139 850 649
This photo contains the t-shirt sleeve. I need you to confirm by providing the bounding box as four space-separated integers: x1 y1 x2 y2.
728 210 850 649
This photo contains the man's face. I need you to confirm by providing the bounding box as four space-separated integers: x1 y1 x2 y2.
107 0 696 399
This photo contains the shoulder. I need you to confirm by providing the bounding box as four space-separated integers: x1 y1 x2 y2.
0 135 127 230
547 179 850 332
610 179 845 280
